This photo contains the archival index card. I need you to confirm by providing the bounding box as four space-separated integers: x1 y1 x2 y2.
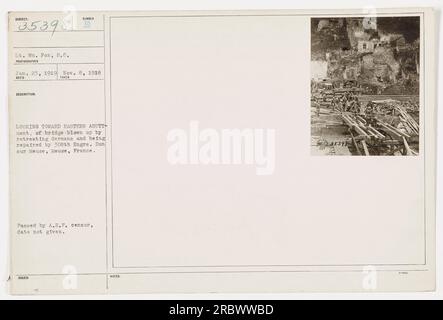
8 8 437 294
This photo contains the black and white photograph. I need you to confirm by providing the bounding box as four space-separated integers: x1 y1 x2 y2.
311 16 420 156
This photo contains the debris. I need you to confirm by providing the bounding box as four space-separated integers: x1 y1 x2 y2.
311 88 419 156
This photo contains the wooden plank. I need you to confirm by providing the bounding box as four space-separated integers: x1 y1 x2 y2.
361 140 370 156
403 137 413 156
350 131 362 155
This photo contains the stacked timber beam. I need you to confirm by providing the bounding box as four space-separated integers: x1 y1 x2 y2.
341 112 418 156
393 105 419 135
